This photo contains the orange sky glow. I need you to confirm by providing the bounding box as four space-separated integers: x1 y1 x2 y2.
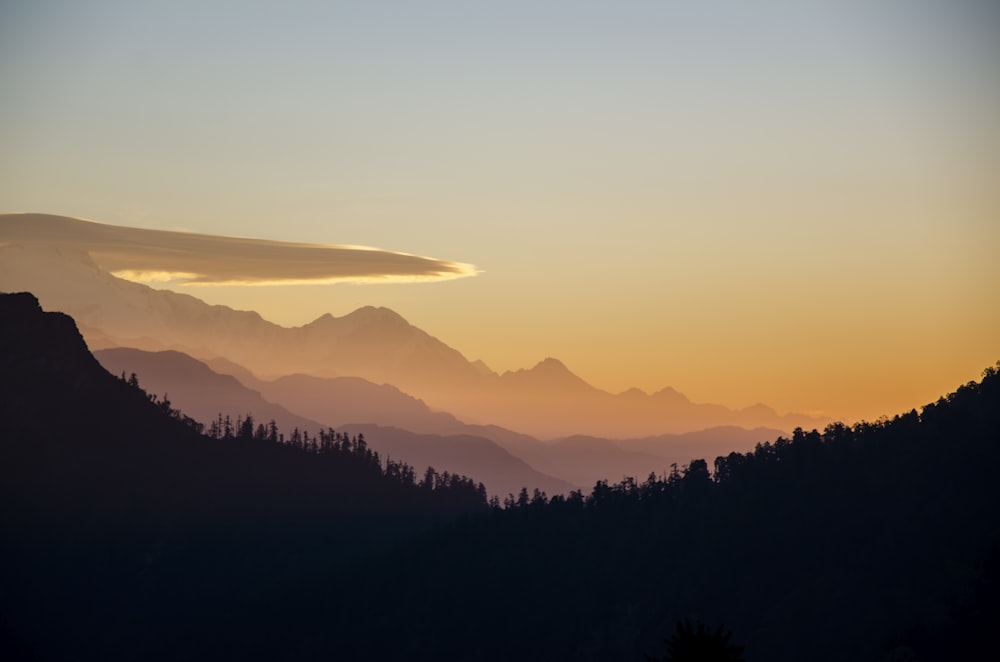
1 1 998 424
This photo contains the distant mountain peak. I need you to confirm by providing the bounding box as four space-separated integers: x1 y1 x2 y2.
515 357 580 381
302 306 410 331
652 386 691 404
352 305 404 317
499 357 592 392
533 357 571 373
740 402 778 417
344 306 410 327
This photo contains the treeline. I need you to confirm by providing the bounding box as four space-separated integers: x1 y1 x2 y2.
118 369 487 503
3 294 998 661
270 363 1000 662
1 292 492 662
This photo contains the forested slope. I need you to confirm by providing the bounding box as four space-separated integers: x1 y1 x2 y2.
0 292 486 660
290 362 1000 661
2 291 996 661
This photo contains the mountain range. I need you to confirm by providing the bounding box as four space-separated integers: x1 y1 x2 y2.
94 347 575 497
0 213 826 440
94 347 782 493
2 250 996 661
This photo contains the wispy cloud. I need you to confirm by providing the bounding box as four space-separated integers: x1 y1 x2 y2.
0 213 478 285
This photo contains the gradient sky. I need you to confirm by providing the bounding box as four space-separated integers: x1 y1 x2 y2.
2 0 998 422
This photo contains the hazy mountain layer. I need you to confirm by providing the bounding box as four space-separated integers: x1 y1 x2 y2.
1 217 827 438
94 348 329 436
94 347 574 496
94 347 785 491
337 423 576 498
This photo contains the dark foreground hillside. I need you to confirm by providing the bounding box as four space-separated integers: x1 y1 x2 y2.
311 364 998 662
262 366 999 661
1 291 997 661
0 292 486 660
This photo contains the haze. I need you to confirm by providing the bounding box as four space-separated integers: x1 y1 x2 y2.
2 1 998 423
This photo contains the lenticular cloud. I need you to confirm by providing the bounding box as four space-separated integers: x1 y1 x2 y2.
0 213 477 285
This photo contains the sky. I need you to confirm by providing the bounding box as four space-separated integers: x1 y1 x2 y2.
1 0 998 422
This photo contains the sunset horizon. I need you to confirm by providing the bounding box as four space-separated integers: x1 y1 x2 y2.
2 2 998 659
2 210 995 426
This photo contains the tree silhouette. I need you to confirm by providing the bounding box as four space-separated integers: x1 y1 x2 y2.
4 293 999 662
645 620 745 662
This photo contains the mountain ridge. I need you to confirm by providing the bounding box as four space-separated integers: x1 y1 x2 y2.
0 213 829 437
93 346 577 496
96 346 789 489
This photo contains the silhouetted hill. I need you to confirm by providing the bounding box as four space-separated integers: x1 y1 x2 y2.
94 347 327 434
532 434 669 487
95 348 785 492
0 292 196 445
0 292 486 661
94 347 575 495
279 363 1000 661
259 373 462 432
621 425 786 466
2 291 996 661
491 427 785 489
337 423 577 498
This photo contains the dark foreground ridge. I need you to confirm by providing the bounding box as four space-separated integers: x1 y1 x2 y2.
1 291 997 661
0 292 486 660
312 360 1000 661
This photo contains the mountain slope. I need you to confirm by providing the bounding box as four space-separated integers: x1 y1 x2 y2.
0 291 487 523
619 425 786 466
1 213 827 438
337 423 577 498
0 239 481 387
296 364 1000 662
535 435 670 488
102 348 786 491
257 373 463 432
6 289 992 661
94 348 328 435
93 347 575 496
0 291 487 661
